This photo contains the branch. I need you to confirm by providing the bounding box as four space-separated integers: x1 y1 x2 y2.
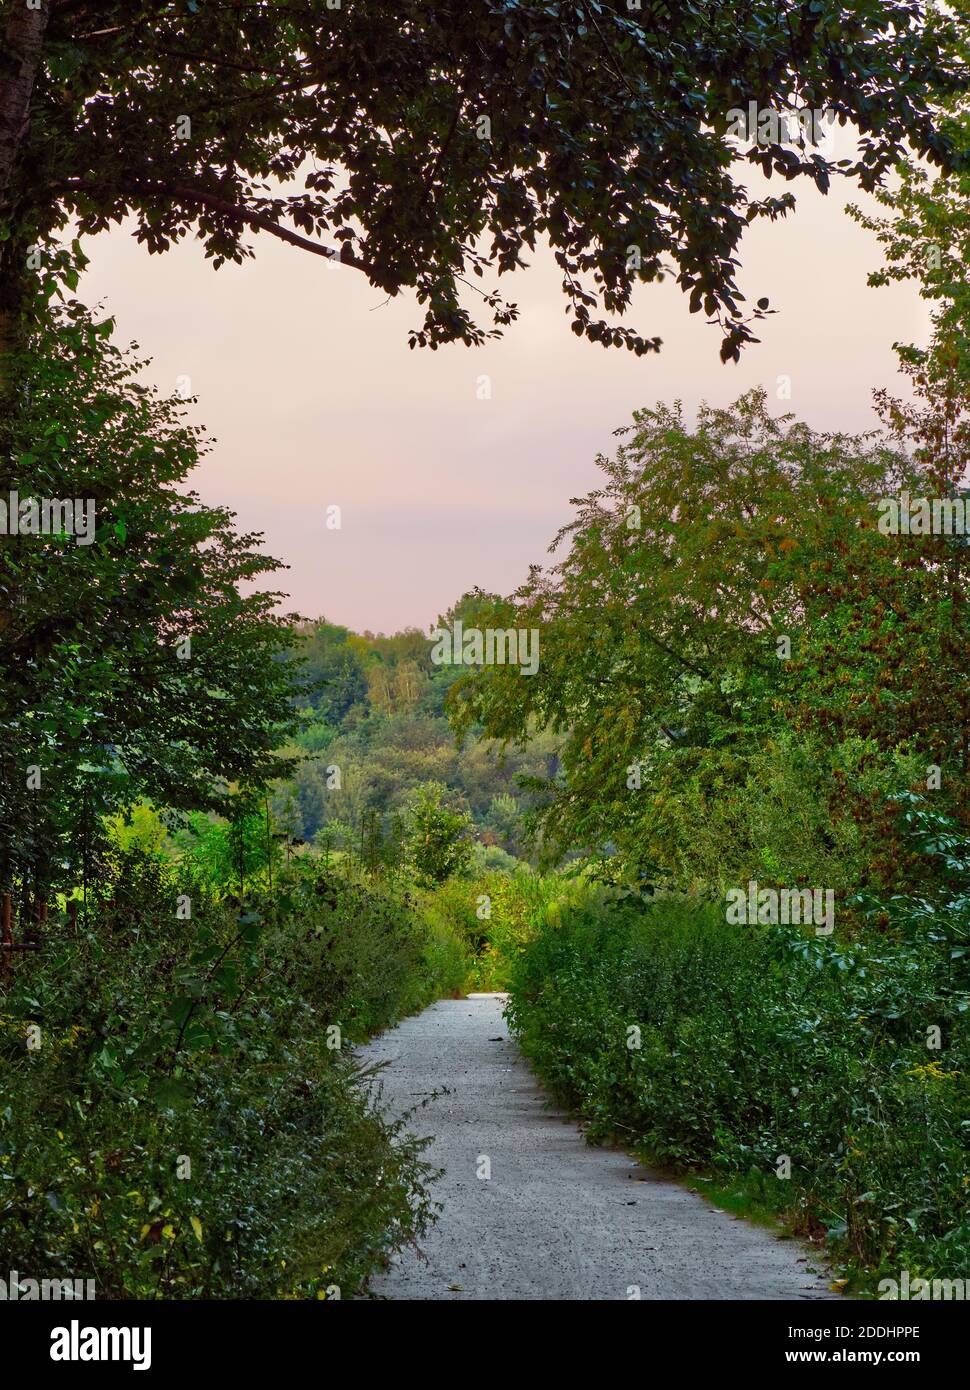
59 175 375 276
174 182 372 271
59 175 509 311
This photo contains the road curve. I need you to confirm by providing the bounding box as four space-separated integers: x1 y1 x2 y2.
359 995 836 1301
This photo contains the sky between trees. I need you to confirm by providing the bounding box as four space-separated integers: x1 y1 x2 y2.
83 170 925 633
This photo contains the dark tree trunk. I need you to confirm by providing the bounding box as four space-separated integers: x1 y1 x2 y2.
0 1 50 205
0 0 50 383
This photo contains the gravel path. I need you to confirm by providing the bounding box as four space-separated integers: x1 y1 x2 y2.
360 995 836 1301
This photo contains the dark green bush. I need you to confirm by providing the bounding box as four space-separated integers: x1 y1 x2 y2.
269 860 469 1033
0 850 452 1298
507 891 970 1291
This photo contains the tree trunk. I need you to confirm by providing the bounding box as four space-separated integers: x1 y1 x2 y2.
0 1 50 205
0 0 51 385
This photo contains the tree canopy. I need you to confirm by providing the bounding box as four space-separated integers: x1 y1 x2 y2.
447 366 968 884
1 0 967 361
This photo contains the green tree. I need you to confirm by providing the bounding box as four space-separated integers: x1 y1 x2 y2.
484 792 521 850
1 0 966 369
0 295 302 898
447 385 967 883
294 619 368 724
401 781 473 887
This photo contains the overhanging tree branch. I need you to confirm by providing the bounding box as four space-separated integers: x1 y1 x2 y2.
59 175 375 274
59 175 516 314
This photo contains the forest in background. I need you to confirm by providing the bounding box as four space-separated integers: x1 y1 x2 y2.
271 613 558 867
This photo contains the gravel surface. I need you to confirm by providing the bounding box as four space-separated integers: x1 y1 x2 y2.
360 995 837 1301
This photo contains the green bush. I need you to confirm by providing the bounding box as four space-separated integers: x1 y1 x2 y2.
506 887 970 1292
418 867 604 992
274 860 470 1029
0 850 449 1298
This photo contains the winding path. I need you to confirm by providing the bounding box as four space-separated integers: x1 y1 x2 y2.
359 995 836 1301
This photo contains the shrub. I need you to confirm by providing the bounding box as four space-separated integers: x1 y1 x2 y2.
419 867 604 992
274 860 470 1029
0 850 445 1298
506 886 970 1292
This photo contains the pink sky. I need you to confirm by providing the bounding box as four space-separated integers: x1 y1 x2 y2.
81 175 925 634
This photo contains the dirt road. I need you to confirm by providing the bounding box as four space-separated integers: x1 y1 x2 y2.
360 995 836 1301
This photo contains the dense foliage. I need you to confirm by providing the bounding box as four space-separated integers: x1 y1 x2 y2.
0 844 469 1298
504 825 970 1291
2 0 968 363
0 294 301 900
277 613 555 862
